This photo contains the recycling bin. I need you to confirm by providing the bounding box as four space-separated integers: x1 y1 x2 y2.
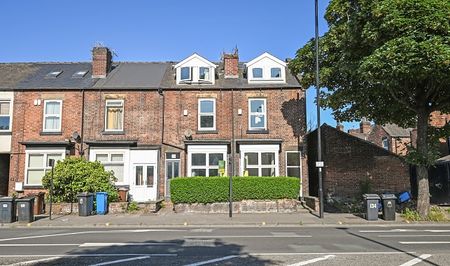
96 192 108 215
77 192 94 216
0 197 16 223
381 194 397 221
16 197 35 223
363 194 380 221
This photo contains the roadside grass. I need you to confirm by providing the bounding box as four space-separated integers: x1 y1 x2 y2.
401 206 449 222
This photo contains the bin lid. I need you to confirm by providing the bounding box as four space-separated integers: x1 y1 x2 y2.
16 197 35 202
0 197 15 202
363 194 380 200
96 192 108 195
77 192 94 197
381 194 397 200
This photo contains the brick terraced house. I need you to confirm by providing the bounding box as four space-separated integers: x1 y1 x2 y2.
1 47 308 202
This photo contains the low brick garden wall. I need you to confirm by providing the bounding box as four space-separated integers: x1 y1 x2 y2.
173 199 303 214
44 201 162 215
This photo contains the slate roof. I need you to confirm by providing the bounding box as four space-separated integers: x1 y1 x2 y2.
16 63 96 89
0 63 40 89
93 62 169 89
382 124 412 137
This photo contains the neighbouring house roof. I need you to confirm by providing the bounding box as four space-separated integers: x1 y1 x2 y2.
93 62 170 89
0 63 40 89
16 63 97 89
382 123 412 138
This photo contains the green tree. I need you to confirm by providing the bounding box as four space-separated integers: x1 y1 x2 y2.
290 0 450 217
42 157 119 202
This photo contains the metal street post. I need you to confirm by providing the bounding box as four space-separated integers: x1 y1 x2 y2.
48 159 55 220
315 0 324 218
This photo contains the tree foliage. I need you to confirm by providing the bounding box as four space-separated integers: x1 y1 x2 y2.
42 157 119 203
290 0 450 216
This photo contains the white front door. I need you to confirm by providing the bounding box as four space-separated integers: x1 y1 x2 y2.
130 164 157 202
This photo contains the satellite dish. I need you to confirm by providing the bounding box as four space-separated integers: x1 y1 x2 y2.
184 129 193 140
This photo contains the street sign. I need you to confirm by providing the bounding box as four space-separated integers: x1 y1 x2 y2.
218 160 225 176
315 161 324 168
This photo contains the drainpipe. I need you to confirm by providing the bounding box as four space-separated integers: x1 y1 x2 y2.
229 88 235 218
80 88 85 157
160 88 184 151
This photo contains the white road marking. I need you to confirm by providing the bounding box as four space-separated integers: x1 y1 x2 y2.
184 255 238 266
0 253 176 258
190 229 214 233
89 256 150 266
0 244 77 247
424 230 450 233
0 229 184 242
359 229 418 233
7 256 62 266
379 234 450 238
184 235 311 238
80 242 178 247
399 254 432 266
248 252 416 256
287 255 335 266
400 241 450 244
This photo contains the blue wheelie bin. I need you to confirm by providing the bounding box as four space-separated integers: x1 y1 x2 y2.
96 192 108 215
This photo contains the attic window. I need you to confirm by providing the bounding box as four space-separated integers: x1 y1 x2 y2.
72 71 88 78
46 71 63 78
181 67 191 81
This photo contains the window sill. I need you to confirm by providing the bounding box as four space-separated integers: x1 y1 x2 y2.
102 130 125 135
247 129 269 134
23 185 44 189
40 131 62 136
196 130 218 134
0 131 12 135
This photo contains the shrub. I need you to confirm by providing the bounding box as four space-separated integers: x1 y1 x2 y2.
170 176 300 204
428 206 448 222
401 207 421 221
42 157 119 203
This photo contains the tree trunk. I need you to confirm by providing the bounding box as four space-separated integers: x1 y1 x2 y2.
416 109 430 217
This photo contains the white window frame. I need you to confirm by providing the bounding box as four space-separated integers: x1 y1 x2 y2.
0 99 12 132
105 99 124 132
285 151 302 178
199 67 211 81
180 66 192 81
270 67 282 79
43 100 62 132
240 144 279 176
198 98 216 131
90 149 127 185
25 149 65 186
382 137 389 150
248 98 267 130
252 67 263 79
187 145 227 177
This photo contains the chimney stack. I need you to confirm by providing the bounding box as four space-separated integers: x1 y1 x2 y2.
360 118 371 134
223 48 239 78
336 123 344 131
92 46 112 78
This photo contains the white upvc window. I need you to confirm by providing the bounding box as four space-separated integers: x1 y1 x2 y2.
105 100 124 131
199 67 211 81
252 68 263 78
94 152 125 183
0 100 12 131
188 145 227 177
286 151 302 178
43 100 62 132
180 67 192 81
382 137 389 150
271 67 282 78
240 144 279 177
198 98 216 131
25 149 65 186
248 98 267 130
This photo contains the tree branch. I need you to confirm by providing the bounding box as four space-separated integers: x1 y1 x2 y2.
386 86 416 112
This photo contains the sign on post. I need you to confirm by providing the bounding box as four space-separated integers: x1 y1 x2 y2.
218 160 225 176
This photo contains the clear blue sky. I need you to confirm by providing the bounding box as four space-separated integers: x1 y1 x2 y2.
0 0 358 131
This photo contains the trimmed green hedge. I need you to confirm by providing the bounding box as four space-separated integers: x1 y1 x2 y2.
170 176 300 204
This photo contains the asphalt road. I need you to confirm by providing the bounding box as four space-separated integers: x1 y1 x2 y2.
0 225 449 265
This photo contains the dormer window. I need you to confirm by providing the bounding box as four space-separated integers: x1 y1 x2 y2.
199 67 210 81
252 68 263 78
181 67 192 81
245 52 287 84
175 53 217 85
271 68 281 78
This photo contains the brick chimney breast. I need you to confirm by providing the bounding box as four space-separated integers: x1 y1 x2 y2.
223 50 239 79
92 46 112 78
360 119 372 134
